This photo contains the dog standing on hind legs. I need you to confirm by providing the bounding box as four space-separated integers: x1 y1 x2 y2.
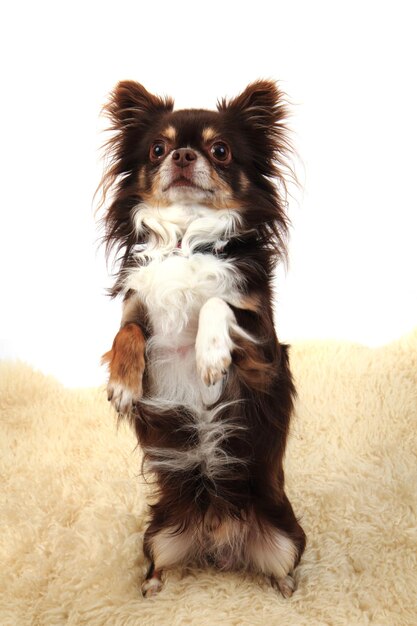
99 79 306 598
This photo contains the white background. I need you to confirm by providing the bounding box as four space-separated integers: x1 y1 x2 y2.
0 1 416 387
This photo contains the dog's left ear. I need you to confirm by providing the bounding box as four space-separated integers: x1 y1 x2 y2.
217 80 287 133
218 80 291 181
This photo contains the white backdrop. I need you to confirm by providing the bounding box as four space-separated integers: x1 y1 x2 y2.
1 1 416 386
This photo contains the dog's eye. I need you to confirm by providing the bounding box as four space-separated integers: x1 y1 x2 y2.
150 141 167 162
210 142 231 164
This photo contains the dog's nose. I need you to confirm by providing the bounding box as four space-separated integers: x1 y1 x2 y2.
172 148 197 168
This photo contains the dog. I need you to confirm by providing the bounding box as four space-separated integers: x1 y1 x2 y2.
99 79 306 598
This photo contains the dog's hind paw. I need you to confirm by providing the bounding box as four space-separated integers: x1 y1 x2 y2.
274 573 296 598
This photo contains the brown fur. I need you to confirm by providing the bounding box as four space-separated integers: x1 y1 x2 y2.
102 323 146 401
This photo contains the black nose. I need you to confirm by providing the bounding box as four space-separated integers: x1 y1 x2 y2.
172 148 197 168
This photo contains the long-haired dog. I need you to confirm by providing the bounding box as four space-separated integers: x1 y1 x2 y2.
99 79 306 598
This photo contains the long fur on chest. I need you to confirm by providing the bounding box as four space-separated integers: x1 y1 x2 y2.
123 204 244 408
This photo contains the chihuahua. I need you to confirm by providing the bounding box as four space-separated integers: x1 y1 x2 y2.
100 80 305 598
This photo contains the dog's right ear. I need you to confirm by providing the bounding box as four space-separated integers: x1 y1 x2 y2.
98 81 174 205
96 82 174 257
105 80 174 129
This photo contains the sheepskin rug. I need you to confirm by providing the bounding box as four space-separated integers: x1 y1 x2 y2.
1 330 417 626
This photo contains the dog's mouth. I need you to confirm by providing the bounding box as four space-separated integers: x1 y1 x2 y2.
170 177 197 189
163 177 214 193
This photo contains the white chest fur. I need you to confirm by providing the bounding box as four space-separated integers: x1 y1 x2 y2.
125 252 240 337
124 203 243 340
123 203 243 408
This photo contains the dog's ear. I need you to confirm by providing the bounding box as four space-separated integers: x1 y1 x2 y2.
217 80 287 133
105 80 174 129
97 82 174 258
218 80 292 181
99 81 174 205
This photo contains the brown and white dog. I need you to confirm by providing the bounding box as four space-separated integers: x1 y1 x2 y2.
99 80 306 598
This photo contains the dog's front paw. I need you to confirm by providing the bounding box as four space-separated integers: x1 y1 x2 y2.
107 379 142 415
196 333 232 386
195 298 234 386
102 323 146 416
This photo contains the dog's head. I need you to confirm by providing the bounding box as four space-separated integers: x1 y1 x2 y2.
99 80 293 261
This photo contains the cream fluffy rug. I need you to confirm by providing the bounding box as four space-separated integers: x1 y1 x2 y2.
1 331 417 626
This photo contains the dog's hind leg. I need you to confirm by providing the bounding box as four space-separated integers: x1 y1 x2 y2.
246 498 306 599
142 523 194 598
246 522 299 597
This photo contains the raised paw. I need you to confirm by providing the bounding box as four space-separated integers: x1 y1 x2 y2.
102 323 145 416
107 379 142 415
195 297 235 387
195 335 232 386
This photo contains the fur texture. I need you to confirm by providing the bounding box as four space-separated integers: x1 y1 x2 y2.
98 80 306 596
